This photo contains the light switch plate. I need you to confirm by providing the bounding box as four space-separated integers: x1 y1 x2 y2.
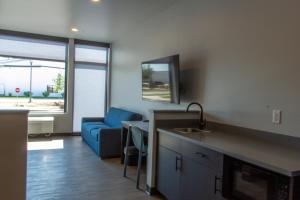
272 110 281 124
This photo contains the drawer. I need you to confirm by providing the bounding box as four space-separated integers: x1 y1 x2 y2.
158 130 223 172
181 139 223 172
158 131 181 152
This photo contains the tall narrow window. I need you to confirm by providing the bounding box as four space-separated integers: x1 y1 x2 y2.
0 34 67 113
73 41 109 132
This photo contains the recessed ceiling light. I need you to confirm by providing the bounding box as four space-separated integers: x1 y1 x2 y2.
91 0 101 3
71 27 79 32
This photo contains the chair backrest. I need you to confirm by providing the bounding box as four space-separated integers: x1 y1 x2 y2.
104 107 142 128
131 126 147 153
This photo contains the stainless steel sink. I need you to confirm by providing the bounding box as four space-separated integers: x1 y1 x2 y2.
173 128 211 134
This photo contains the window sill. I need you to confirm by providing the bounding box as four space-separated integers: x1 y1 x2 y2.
29 111 67 117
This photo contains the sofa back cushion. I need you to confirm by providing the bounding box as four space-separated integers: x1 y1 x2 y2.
104 107 142 128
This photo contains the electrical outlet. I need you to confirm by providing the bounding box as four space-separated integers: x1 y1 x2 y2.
272 110 281 124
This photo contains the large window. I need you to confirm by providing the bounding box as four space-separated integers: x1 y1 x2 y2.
73 41 109 132
0 34 67 113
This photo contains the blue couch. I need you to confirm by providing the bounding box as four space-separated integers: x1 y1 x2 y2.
81 107 142 158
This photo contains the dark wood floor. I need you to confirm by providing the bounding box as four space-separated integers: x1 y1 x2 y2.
27 136 163 200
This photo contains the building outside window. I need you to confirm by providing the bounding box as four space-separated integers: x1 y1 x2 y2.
0 34 67 113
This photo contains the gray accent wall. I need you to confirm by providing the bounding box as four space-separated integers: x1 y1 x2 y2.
111 0 300 138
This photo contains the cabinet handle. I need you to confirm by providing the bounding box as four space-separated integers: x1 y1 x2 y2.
175 156 182 171
214 176 222 194
194 152 207 158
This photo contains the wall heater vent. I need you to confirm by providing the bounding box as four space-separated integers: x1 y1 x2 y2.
28 117 54 135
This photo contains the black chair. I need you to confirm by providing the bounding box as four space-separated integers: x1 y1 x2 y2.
123 126 148 189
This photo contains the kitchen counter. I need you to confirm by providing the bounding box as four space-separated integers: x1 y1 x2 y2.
0 107 29 114
0 108 28 200
157 128 300 177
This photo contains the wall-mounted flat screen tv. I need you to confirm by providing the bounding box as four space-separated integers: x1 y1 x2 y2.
142 55 180 104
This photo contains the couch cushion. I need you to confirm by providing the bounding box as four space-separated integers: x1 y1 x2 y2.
89 125 110 141
104 107 140 128
90 128 101 141
82 122 107 132
82 122 110 141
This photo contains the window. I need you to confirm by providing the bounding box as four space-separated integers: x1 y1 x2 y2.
73 41 109 132
75 44 107 64
0 34 67 113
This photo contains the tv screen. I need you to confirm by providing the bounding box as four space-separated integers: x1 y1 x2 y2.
142 55 180 104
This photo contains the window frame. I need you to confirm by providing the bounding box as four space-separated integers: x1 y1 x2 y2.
74 39 110 115
0 29 69 114
0 29 112 116
74 39 109 66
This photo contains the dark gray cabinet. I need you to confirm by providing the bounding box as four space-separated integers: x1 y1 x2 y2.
181 156 222 200
157 131 224 200
157 146 181 200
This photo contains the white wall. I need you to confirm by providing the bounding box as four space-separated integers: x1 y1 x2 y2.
111 0 300 138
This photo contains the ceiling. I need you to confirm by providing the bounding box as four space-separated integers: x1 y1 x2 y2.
0 0 177 42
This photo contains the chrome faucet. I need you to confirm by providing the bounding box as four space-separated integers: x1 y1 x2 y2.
186 102 206 129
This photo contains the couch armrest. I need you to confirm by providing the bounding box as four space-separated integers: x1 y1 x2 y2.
99 128 122 158
82 117 105 123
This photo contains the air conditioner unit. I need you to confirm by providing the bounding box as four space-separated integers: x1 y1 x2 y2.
28 117 54 135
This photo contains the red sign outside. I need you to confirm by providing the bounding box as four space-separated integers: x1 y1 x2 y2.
15 88 20 93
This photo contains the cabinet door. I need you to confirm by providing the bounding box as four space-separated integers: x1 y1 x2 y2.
181 157 223 200
157 146 181 200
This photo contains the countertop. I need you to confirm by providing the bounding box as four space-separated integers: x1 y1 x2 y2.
0 107 29 114
157 128 300 177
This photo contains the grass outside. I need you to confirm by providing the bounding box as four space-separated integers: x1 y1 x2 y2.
142 87 171 101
